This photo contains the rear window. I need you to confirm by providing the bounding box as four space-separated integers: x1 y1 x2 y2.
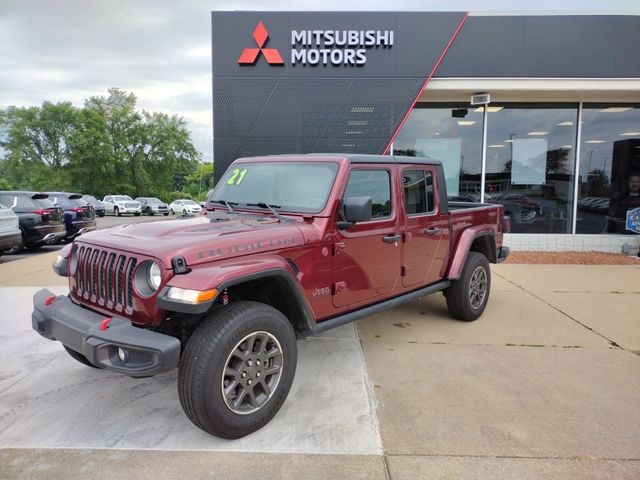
33 198 56 209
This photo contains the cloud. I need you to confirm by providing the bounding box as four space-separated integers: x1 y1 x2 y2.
0 0 634 165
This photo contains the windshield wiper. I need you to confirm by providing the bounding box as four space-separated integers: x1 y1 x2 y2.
247 202 284 221
212 199 238 214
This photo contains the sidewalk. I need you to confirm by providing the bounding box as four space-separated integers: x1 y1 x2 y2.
1 257 639 479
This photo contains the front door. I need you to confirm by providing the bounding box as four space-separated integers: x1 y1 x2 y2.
332 167 402 308
401 167 447 287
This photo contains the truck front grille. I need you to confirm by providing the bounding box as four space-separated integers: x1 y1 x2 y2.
73 246 138 314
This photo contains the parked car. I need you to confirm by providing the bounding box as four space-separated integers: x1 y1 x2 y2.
45 192 97 242
135 197 170 216
590 198 610 214
579 196 607 210
0 202 21 258
82 195 105 217
169 199 202 215
102 195 142 216
489 192 542 224
0 191 65 253
33 154 509 439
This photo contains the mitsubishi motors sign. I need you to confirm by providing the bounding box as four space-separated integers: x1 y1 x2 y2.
238 21 394 67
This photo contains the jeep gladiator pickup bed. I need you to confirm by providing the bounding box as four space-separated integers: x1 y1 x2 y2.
32 154 509 438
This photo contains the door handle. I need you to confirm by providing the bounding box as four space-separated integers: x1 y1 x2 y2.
424 227 441 236
383 234 401 243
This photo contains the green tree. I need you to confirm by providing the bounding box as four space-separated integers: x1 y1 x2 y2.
82 88 200 198
0 102 76 190
0 88 202 198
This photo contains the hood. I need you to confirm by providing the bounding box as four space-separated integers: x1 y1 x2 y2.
76 213 305 268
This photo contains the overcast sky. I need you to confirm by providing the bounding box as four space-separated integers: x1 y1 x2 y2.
1 1 638 163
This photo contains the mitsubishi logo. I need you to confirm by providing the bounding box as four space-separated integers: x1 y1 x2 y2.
238 21 284 65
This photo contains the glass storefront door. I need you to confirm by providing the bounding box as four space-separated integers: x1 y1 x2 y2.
576 104 640 234
483 104 578 234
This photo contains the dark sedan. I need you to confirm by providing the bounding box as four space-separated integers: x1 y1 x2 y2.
0 191 66 253
46 192 97 241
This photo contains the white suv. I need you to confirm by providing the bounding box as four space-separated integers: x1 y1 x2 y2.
102 195 142 216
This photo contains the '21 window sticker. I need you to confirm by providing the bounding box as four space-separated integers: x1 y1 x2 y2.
227 168 248 186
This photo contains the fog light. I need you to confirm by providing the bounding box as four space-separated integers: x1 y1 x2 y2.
117 347 129 363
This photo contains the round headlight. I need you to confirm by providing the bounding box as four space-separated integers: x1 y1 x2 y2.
148 262 162 291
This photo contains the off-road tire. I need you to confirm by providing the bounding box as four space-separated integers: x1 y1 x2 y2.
445 252 491 322
178 301 297 439
63 345 102 368
98 211 105 217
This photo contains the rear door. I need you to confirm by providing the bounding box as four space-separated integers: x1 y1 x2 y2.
104 196 114 213
401 167 448 287
332 166 402 308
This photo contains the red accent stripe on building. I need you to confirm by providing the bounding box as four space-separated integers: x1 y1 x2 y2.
383 12 469 155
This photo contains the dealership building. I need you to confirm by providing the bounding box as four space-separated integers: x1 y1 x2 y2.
211 11 640 252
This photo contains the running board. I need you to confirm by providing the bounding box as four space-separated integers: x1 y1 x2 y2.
312 280 451 335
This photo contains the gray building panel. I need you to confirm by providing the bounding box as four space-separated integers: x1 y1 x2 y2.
436 16 527 78
437 15 640 78
522 16 617 77
614 16 640 77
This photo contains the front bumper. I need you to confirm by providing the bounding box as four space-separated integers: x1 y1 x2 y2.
32 289 180 377
0 231 22 251
118 208 141 214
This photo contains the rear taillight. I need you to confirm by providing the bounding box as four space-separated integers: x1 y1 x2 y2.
70 208 84 212
32 209 48 215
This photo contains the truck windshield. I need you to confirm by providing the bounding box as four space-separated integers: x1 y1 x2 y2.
213 162 339 214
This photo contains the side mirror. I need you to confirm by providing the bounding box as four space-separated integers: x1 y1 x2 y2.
337 196 372 230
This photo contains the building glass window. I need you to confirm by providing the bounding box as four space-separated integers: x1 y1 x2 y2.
577 104 640 234
484 103 578 234
393 103 484 201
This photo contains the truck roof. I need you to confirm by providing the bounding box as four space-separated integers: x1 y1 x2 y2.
236 153 443 166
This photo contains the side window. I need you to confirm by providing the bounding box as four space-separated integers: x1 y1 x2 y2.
403 169 435 215
344 170 392 219
105 196 112 202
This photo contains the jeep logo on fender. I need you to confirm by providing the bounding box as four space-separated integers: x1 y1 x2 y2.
238 21 394 66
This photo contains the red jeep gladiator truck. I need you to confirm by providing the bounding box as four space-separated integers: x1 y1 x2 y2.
32 154 509 439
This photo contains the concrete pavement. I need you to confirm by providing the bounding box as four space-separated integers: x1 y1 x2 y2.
0 255 639 479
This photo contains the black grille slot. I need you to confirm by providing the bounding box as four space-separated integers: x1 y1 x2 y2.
106 253 116 305
116 255 126 307
76 246 85 295
98 251 107 303
90 249 100 300
82 247 92 298
125 258 137 310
